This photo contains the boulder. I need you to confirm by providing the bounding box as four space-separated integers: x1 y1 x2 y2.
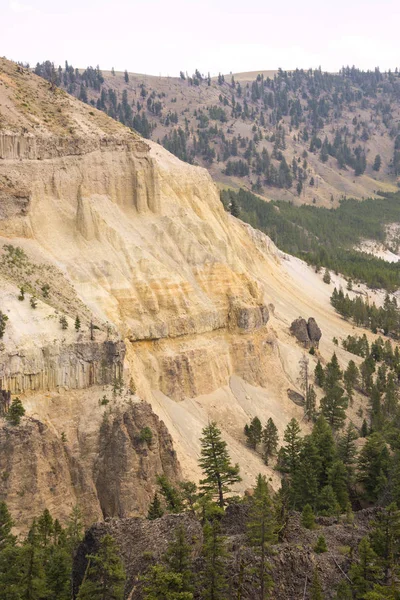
290 317 322 348
290 318 310 346
307 317 322 348
287 389 305 406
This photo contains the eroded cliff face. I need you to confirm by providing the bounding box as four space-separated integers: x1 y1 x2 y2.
0 127 273 401
0 393 181 532
0 339 125 393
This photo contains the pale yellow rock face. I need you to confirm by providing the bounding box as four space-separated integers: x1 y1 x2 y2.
0 134 273 401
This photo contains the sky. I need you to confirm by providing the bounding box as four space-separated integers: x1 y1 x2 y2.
2 0 400 76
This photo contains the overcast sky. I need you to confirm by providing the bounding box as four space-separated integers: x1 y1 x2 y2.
2 0 399 76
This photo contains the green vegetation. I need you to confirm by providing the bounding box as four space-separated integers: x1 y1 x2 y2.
0 310 8 339
77 534 125 600
314 535 328 554
221 188 400 291
139 426 153 444
5 397 25 425
3 406 400 599
0 505 84 600
244 416 279 464
199 422 241 507
331 288 400 336
147 493 164 520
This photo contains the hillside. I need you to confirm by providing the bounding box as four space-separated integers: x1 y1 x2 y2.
32 60 400 205
0 55 398 535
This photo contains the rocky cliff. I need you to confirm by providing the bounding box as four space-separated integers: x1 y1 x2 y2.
0 395 181 532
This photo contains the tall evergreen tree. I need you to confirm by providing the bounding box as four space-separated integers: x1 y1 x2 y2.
244 417 262 449
280 418 302 474
369 503 400 585
247 475 276 599
262 418 279 464
164 526 194 593
349 537 383 599
157 475 183 513
77 534 125 600
358 433 390 502
201 506 227 600
199 422 241 507
147 493 164 520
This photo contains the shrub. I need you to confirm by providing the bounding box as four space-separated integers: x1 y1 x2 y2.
0 311 8 339
314 535 328 554
139 427 153 444
6 398 25 426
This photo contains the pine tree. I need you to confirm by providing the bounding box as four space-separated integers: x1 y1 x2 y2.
344 360 359 403
314 535 328 554
178 481 198 515
77 534 125 600
262 418 279 464
142 565 193 600
305 385 317 421
323 268 331 284
280 418 302 473
157 475 183 513
315 360 325 387
59 315 68 330
373 154 381 171
338 423 358 469
361 419 369 437
369 503 400 585
349 537 383 598
328 460 349 511
318 485 340 516
247 474 276 599
310 569 324 600
311 416 336 486
147 493 164 520
75 316 81 331
199 422 241 507
37 508 54 548
358 433 390 501
230 197 240 217
334 580 353 599
201 507 227 600
164 526 194 593
66 505 84 554
320 384 348 430
45 544 71 600
124 70 129 83
301 504 315 529
6 397 25 425
0 501 16 547
291 437 321 509
244 416 262 449
0 311 8 339
18 537 49 600
325 353 342 386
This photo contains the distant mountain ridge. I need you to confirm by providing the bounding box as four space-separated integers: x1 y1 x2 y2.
33 60 400 205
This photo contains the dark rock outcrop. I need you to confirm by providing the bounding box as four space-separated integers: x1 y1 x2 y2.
290 317 322 348
307 317 322 347
72 514 202 598
287 389 305 406
72 505 381 600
